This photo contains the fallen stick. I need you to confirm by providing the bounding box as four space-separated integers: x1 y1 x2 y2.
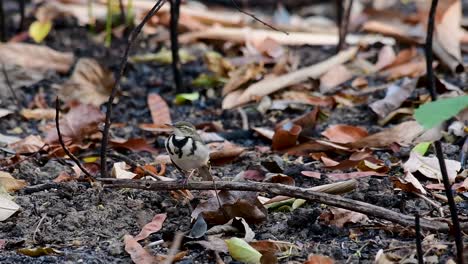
223 46 358 109
179 26 395 46
101 179 450 232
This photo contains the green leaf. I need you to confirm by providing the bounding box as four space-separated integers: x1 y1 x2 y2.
129 48 195 64
292 199 306 210
192 73 227 87
414 96 468 129
175 92 200 105
28 21 52 43
225 237 262 264
412 142 431 156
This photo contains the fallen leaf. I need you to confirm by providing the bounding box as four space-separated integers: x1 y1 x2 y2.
0 195 20 221
208 141 245 165
370 78 416 118
0 43 74 73
129 47 195 64
301 171 321 179
29 20 52 43
222 63 265 96
175 92 200 105
403 152 461 183
134 213 167 241
57 58 114 106
0 109 13 118
326 171 386 181
17 247 61 257
225 237 262 264
20 108 56 120
44 103 105 145
381 56 428 80
304 254 335 264
124 235 156 264
349 121 425 148
109 138 157 153
272 122 302 150
0 171 27 192
435 0 462 61
374 45 396 70
319 64 353 93
0 133 21 145
322 125 368 144
391 172 426 195
9 135 45 153
112 162 137 179
381 47 417 70
319 207 368 228
192 190 267 225
279 91 335 107
146 93 171 127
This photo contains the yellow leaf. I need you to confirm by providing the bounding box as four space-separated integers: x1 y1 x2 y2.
225 237 262 264
29 21 52 43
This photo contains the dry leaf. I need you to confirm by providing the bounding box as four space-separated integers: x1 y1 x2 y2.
208 141 245 164
435 0 462 61
124 235 156 264
381 56 427 80
403 152 461 183
57 58 114 106
134 213 167 241
0 109 13 118
381 47 417 70
301 171 321 179
319 64 353 93
45 103 105 145
222 64 265 96
362 20 424 44
111 162 137 179
322 125 368 144
0 43 74 73
391 172 426 195
374 45 396 70
0 171 27 192
272 122 302 150
9 135 45 153
370 78 416 118
305 254 335 264
0 196 20 221
320 207 368 228
349 121 425 148
147 93 171 127
20 108 56 120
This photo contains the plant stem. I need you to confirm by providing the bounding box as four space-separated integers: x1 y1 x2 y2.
424 0 464 262
105 0 113 47
170 0 182 92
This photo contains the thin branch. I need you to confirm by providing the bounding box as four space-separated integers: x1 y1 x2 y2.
0 0 5 42
18 0 25 33
100 0 166 178
1 63 20 109
55 97 94 180
337 0 353 52
230 0 288 35
415 213 423 264
335 0 343 53
100 179 450 232
424 0 464 262
170 0 182 92
119 0 126 25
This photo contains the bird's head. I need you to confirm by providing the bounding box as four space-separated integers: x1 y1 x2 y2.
167 121 197 137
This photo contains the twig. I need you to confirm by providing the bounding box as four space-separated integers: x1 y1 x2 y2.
335 0 343 53
33 214 47 244
100 0 166 178
118 0 126 25
162 232 184 264
237 108 249 130
461 136 467 169
0 0 5 42
1 63 20 109
414 192 444 217
415 213 423 264
55 97 94 180
337 0 353 52
230 0 288 35
170 0 183 92
100 179 450 232
18 0 25 33
424 0 464 262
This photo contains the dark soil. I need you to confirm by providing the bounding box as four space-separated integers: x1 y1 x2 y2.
0 2 466 264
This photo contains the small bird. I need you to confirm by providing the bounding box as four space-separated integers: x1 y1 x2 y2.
165 121 212 182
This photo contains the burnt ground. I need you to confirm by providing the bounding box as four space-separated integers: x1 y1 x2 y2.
0 5 467 264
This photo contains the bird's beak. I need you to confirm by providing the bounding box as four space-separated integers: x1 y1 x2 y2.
165 123 174 129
